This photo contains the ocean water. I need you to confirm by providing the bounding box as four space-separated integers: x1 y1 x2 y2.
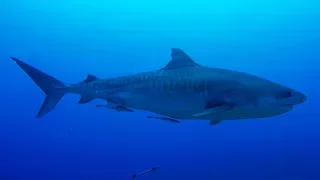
1 0 319 179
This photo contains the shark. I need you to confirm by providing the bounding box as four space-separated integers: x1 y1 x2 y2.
11 48 307 125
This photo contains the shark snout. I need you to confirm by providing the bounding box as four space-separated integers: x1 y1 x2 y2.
281 90 307 106
293 91 307 105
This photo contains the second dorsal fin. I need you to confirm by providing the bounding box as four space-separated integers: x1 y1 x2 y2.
160 48 201 70
81 74 98 83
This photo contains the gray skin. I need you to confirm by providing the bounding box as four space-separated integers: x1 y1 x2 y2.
10 48 306 125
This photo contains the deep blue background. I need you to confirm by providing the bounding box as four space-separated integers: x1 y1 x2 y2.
1 0 319 179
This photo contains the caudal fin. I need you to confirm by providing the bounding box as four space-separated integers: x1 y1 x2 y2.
11 57 66 118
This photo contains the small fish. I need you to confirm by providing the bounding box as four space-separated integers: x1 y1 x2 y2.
132 167 159 179
147 116 180 123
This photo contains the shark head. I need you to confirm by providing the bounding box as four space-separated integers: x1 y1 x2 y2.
249 81 307 110
276 88 307 106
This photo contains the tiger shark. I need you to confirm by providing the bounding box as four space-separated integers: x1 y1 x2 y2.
11 48 306 125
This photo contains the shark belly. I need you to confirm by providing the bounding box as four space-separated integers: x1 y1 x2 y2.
202 105 294 121
113 90 207 119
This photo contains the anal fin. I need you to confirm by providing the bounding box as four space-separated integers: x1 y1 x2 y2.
96 98 133 112
78 96 94 104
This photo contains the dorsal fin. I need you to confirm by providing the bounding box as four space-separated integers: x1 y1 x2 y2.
81 74 98 83
161 48 201 70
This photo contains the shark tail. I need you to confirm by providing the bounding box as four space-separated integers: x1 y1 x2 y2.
11 57 67 118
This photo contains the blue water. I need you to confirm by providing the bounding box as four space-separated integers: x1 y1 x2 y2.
1 0 319 179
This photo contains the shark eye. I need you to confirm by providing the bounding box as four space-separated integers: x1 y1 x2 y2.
280 91 293 98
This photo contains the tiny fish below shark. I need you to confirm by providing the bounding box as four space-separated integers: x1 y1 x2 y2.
10 48 307 125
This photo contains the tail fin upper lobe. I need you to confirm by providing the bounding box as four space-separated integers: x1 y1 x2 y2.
11 57 66 118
